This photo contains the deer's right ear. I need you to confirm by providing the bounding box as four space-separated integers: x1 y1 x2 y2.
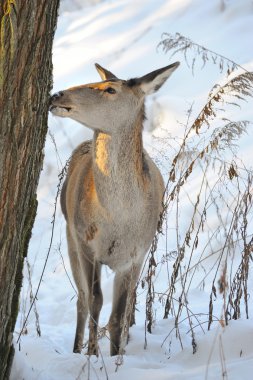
95 63 118 81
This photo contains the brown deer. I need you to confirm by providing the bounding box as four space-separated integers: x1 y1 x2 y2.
50 62 180 356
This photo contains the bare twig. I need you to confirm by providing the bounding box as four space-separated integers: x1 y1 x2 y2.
17 158 70 343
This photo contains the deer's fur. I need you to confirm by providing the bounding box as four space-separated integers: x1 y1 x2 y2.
50 62 179 356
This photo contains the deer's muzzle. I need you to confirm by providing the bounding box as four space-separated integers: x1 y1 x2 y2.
49 91 72 115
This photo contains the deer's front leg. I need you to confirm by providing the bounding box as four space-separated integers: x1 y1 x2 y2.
109 263 140 356
86 260 103 356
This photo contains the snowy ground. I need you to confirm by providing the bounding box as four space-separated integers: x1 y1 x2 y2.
10 0 253 379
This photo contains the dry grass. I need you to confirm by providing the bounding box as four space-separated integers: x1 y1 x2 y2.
144 33 253 354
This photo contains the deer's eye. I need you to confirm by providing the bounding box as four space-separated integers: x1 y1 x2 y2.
105 87 116 94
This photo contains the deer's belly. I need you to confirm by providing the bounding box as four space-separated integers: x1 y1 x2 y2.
90 212 157 271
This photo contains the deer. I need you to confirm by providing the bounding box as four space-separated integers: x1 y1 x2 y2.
49 61 180 356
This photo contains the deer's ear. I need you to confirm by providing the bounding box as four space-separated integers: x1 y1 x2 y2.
127 62 180 95
95 63 118 81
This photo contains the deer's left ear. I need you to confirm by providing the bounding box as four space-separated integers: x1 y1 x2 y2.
95 63 118 81
128 62 180 95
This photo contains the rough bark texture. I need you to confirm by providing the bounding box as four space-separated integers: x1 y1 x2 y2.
0 1 60 378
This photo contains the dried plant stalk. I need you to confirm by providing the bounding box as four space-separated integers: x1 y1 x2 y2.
159 32 248 75
142 33 253 355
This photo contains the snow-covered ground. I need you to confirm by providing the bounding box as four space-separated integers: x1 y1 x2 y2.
10 0 253 379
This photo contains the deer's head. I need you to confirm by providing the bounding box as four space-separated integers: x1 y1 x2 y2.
50 62 180 133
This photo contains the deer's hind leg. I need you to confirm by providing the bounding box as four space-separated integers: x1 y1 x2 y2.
67 228 103 355
75 238 103 356
66 226 89 353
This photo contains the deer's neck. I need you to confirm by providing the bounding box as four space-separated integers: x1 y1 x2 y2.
92 110 145 186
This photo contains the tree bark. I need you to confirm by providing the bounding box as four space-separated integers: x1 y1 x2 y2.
0 1 59 378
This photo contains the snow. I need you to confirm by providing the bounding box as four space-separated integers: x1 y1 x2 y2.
10 0 253 379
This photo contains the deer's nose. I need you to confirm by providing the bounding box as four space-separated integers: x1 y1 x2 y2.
50 91 64 103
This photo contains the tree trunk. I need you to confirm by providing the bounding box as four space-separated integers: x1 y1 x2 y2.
0 1 59 378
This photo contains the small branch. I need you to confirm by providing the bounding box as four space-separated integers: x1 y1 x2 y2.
16 159 70 343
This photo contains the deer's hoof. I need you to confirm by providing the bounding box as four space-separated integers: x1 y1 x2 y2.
87 343 99 357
